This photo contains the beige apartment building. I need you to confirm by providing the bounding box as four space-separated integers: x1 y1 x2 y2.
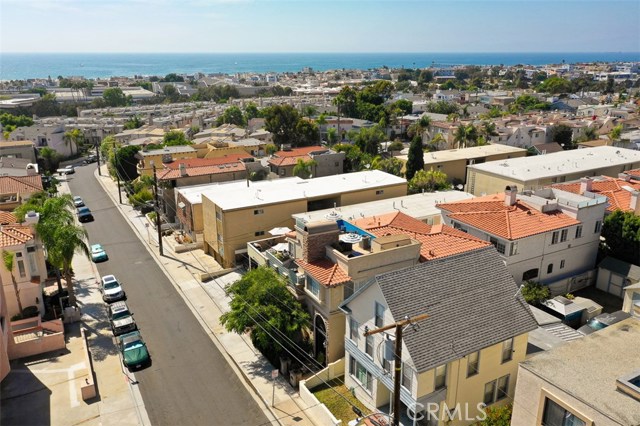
202 171 407 267
465 146 640 196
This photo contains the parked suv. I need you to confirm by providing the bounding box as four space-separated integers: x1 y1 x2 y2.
577 310 631 335
109 301 137 336
100 274 126 303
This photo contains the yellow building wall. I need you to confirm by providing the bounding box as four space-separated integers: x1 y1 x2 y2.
339 183 407 206
416 333 529 426
139 151 198 177
204 146 254 159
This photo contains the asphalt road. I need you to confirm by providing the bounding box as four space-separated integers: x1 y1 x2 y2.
67 164 269 426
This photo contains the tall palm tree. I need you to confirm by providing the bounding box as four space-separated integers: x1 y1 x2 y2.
292 158 318 179
63 129 84 157
3 250 24 315
49 225 89 307
454 124 467 149
480 121 498 141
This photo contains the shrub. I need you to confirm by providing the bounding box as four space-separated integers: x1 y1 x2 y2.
521 281 550 305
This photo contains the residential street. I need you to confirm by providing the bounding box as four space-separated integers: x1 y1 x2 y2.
67 164 269 426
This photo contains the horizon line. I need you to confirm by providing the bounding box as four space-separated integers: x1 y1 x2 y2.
3 51 640 55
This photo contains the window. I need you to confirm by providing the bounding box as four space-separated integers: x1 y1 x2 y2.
594 220 602 233
254 209 264 215
375 302 385 327
547 263 554 274
522 268 539 281
343 282 354 300
453 222 468 233
254 231 265 237
27 246 37 275
217 234 223 242
216 211 221 220
280 169 285 176
376 190 384 195
365 335 373 357
509 242 518 256
496 375 509 401
307 277 320 297
551 231 559 244
483 380 496 405
350 356 373 392
501 338 513 363
349 317 359 341
542 398 586 426
575 225 583 239
560 229 568 242
434 364 447 390
15 252 25 278
467 351 479 377
489 237 506 254
402 363 413 391
560 260 565 269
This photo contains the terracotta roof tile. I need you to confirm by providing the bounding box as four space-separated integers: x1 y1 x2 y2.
355 211 490 261
267 155 310 168
552 176 640 212
0 225 33 248
295 258 351 287
0 212 17 225
273 146 325 158
438 194 580 240
0 176 43 194
157 161 246 180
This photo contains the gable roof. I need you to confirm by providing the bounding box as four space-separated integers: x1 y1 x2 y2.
353 211 491 261
0 212 18 225
268 146 329 168
156 155 251 180
0 225 33 247
369 246 537 373
0 175 43 194
552 176 640 212
437 193 580 240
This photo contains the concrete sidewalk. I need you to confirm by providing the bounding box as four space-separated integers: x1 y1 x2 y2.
94 165 319 426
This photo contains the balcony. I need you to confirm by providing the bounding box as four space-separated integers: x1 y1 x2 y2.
247 236 299 286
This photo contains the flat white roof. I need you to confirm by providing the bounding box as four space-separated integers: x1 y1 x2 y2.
397 144 526 164
292 191 474 223
196 170 406 211
468 146 640 181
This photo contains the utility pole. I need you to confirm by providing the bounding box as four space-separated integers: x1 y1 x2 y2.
151 161 163 256
116 173 122 204
364 313 429 426
95 141 102 176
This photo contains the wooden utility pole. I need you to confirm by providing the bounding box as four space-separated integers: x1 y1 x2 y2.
151 162 163 256
364 313 429 426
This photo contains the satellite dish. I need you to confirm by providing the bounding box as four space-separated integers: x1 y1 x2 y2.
324 210 342 221
340 233 363 244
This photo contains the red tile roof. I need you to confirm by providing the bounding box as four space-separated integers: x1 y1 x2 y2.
354 211 490 261
157 156 249 180
295 258 351 288
268 146 327 167
552 176 640 212
0 176 43 194
437 193 580 240
0 225 33 248
0 212 17 225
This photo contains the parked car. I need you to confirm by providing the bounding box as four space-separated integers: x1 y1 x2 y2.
73 196 85 207
109 301 137 336
100 274 125 303
118 331 150 370
577 310 631 335
77 207 94 223
139 201 155 214
83 154 98 164
91 243 108 262
57 165 75 175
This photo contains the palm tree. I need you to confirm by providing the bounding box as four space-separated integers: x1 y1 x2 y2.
49 225 89 307
292 158 318 179
327 128 338 145
3 250 24 315
429 133 446 151
63 129 84 157
454 124 468 149
480 121 498 141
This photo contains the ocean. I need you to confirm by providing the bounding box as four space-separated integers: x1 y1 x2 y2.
1 52 639 80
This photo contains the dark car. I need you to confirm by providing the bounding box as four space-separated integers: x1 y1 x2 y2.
577 310 631 335
83 154 98 164
77 206 94 223
118 331 150 370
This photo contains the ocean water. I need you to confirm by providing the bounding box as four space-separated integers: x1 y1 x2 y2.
1 52 639 80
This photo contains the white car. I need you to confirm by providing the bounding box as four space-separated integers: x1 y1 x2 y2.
73 196 85 207
101 274 126 303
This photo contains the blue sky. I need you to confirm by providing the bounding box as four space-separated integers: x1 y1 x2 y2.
1 0 639 53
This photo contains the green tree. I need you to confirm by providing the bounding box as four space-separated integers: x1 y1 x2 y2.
263 104 301 146
0 113 33 128
409 168 449 193
162 85 180 103
112 145 140 181
103 87 130 107
550 124 574 149
38 147 61 172
3 250 24 315
33 93 60 117
292 158 318 179
50 224 89 307
301 105 318 118
265 143 278 155
538 76 572 94
601 210 640 266
334 86 358 119
521 281 551 305
390 99 413 116
454 124 478 149
334 144 371 173
480 121 498 140
123 115 144 130
426 100 459 115
220 106 245 126
405 137 425 181
407 115 431 141
63 128 84 156
220 267 310 361
326 127 338 145
351 125 385 156
163 130 190 146
609 124 623 142
372 157 404 177
161 73 184 82
295 119 320 147
244 103 260 121
386 140 404 152
478 403 512 426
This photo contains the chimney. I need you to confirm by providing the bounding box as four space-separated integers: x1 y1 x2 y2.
179 163 187 177
504 185 518 206
630 190 640 215
618 173 631 182
579 177 593 194
24 211 39 229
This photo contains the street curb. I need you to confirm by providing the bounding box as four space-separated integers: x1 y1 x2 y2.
93 167 284 426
